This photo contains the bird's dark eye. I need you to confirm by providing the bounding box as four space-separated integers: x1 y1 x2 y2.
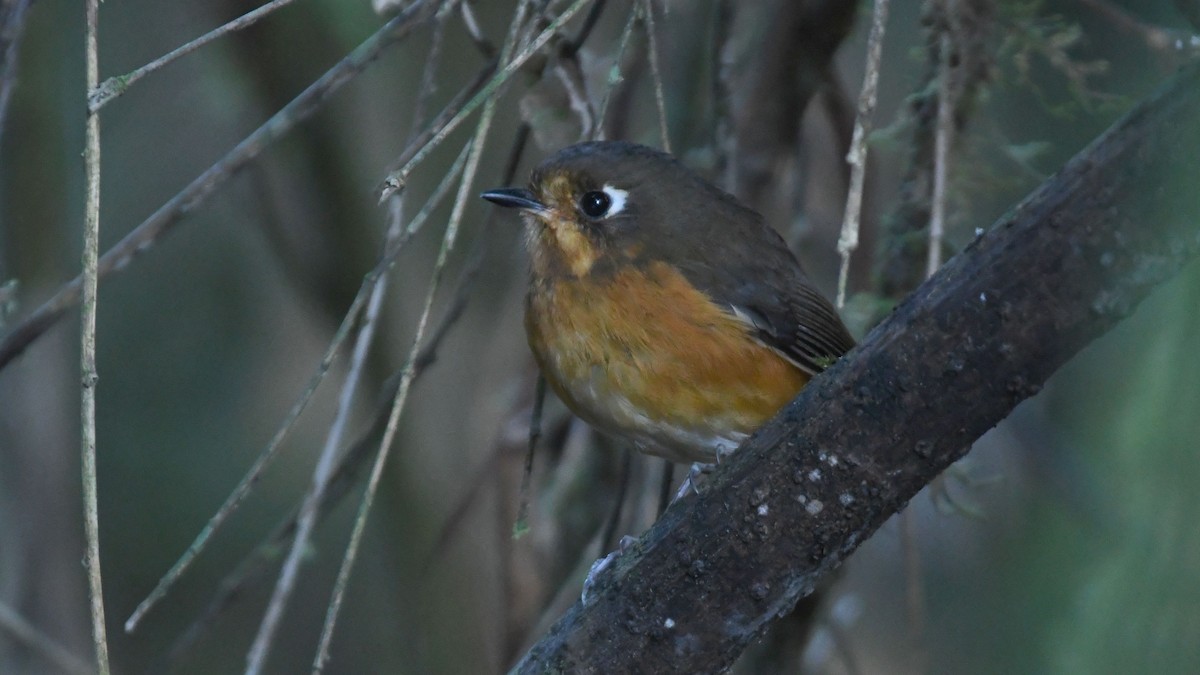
579 190 611 218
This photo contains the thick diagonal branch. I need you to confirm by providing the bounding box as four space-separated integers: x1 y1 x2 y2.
512 62 1200 674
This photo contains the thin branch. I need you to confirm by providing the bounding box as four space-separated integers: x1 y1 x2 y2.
308 0 556 663
564 0 608 55
0 601 94 675
379 0 596 198
88 0 305 112
656 461 674 516
513 60 1200 673
239 148 421 675
877 0 992 301
553 57 597 139
309 92 493 675
927 22 953 278
423 273 529 562
710 0 733 182
641 0 671 153
593 4 642 139
514 375 546 537
123 142 471 635
408 1 455 136
155 200 476 667
459 0 498 58
0 0 442 375
836 0 890 308
80 0 109 672
380 60 498 195
600 449 634 552
424 374 532 564
124 286 369 631
242 4 459 667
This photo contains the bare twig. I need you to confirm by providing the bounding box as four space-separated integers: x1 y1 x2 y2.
515 375 547 537
310 101 489 675
79 2 108 667
564 0 608 55
409 2 455 135
459 1 497 58
138 1 587 664
423 257 533 563
123 142 471 635
425 369 543 567
88 0 305 112
553 57 597 138
243 6 460 667
124 296 371 632
380 0 596 198
641 0 671 153
309 0 563 663
80 1 109 673
0 0 441 375
155 158 473 664
711 0 734 182
593 4 642 139
877 0 992 301
0 601 93 675
928 24 953 277
656 461 673 516
600 449 633 552
381 60 498 194
836 0 890 309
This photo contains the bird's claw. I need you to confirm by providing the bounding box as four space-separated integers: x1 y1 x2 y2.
672 461 715 503
582 535 637 603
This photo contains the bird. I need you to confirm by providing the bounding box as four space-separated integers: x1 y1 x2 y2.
481 140 855 475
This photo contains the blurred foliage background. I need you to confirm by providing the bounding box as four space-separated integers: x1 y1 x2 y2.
1 0 1199 672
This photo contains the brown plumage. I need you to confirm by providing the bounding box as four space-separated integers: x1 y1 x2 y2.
483 141 854 463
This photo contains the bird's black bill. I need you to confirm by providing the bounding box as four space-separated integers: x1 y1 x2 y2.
480 188 546 212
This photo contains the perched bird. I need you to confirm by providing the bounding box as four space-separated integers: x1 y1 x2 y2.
482 141 854 471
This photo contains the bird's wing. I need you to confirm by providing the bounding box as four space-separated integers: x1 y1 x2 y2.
726 281 856 376
676 223 856 376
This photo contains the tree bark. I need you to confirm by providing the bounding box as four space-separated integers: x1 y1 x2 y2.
511 61 1200 674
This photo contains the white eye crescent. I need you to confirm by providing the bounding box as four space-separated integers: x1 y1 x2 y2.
579 184 630 219
601 185 628 216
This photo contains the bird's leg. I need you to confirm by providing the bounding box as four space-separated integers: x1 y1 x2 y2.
582 534 638 603
671 442 737 502
672 461 715 502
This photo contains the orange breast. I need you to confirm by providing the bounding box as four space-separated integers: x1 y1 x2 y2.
525 261 809 463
